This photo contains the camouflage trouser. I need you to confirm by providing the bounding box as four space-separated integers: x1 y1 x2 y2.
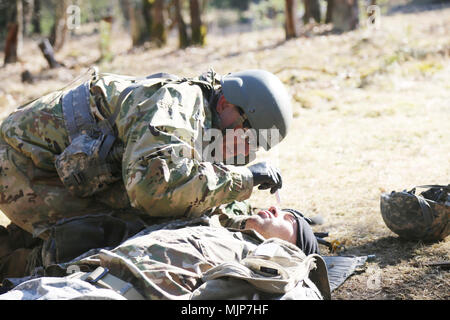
0 138 133 240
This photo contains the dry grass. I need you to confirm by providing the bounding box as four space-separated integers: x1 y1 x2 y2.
0 4 449 299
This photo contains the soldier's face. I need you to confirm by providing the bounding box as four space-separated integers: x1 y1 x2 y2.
245 206 297 245
216 95 252 161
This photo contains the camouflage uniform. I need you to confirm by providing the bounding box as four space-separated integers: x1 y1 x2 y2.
57 217 330 300
0 71 253 239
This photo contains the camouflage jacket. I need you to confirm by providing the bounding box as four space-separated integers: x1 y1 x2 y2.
60 219 329 300
0 71 254 219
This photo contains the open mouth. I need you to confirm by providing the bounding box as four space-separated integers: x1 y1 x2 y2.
257 210 273 219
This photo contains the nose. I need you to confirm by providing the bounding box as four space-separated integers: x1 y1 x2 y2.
268 206 278 217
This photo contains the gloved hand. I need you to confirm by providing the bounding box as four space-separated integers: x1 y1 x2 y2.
247 162 282 194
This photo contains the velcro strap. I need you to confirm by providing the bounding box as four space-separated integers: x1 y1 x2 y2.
86 266 109 283
62 82 95 142
81 266 145 300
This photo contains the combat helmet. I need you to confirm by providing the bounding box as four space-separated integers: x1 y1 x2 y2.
220 69 293 150
380 185 450 242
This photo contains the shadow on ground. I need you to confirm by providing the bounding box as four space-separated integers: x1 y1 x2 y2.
342 236 429 267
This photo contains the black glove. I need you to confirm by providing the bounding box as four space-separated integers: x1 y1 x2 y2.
248 162 282 194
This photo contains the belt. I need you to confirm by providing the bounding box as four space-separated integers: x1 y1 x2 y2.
68 266 145 300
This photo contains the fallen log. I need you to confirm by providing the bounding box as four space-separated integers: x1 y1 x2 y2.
413 261 450 269
38 38 62 68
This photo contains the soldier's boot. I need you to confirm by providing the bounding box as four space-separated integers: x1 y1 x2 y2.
6 223 41 251
0 248 33 281
0 223 43 283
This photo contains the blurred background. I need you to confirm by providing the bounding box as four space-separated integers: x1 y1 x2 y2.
0 0 449 103
0 0 449 299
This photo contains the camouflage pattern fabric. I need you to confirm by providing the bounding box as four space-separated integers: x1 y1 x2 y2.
0 72 253 237
61 223 328 300
380 187 449 241
0 136 115 238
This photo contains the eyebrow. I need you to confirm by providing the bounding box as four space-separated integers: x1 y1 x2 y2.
285 212 298 228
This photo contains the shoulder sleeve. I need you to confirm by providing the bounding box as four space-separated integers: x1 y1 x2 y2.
121 82 253 218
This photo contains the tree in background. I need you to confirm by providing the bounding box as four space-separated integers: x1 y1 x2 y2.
23 0 35 36
285 0 298 39
303 0 321 23
174 0 190 48
209 0 252 11
325 0 334 23
189 0 206 46
152 0 167 46
142 0 154 42
49 0 68 51
4 0 23 65
331 0 359 32
99 15 113 61
126 0 150 46
32 0 41 34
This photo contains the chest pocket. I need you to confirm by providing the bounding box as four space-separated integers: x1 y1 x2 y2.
55 73 182 198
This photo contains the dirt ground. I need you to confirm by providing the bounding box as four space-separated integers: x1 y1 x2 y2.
0 2 449 300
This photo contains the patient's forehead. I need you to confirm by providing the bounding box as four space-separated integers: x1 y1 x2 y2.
281 209 296 216
280 210 298 225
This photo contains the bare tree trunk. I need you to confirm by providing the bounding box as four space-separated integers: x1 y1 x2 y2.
201 0 208 12
189 0 205 46
23 0 35 36
32 0 41 34
99 16 113 61
16 0 23 56
126 0 149 46
127 0 138 45
174 0 190 48
38 38 61 68
166 0 177 31
152 0 167 46
4 0 23 65
4 23 19 65
303 0 321 24
142 0 153 40
325 0 334 24
331 0 359 32
50 0 68 51
285 0 298 40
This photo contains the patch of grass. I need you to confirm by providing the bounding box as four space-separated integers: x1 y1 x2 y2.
414 61 444 74
293 94 314 109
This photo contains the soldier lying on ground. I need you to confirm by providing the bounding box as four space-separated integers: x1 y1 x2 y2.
0 68 291 239
0 203 319 282
0 206 330 300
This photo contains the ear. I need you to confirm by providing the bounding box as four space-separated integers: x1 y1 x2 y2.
216 94 228 113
